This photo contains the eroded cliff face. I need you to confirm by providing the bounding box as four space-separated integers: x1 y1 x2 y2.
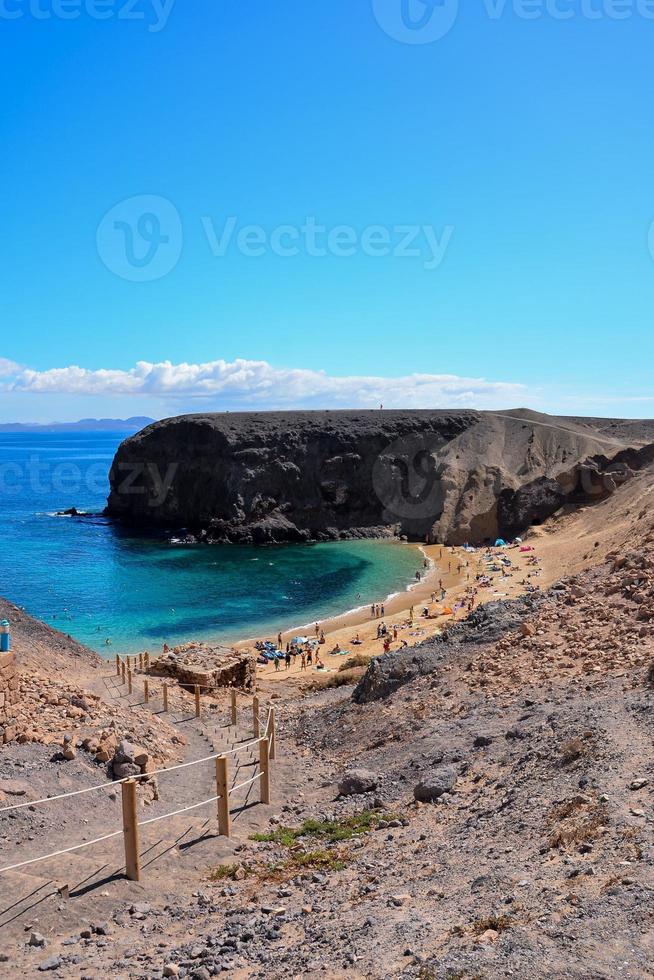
106 409 654 545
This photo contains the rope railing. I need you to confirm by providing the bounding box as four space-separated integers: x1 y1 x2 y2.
112 656 249 725
0 829 125 875
0 687 276 885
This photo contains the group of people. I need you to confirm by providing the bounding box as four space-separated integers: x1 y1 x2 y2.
272 644 324 672
268 623 327 672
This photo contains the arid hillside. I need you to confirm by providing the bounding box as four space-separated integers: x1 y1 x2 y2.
1 459 654 978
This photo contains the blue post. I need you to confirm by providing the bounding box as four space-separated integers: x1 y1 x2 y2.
0 620 10 653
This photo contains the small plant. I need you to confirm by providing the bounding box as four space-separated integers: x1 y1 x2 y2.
306 667 366 690
207 863 248 882
560 737 588 764
290 849 347 872
251 809 387 846
338 653 369 671
548 804 608 850
471 913 512 935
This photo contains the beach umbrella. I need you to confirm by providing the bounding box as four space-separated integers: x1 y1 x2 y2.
292 635 308 644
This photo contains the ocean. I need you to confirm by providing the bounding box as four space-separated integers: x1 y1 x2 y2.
0 432 422 655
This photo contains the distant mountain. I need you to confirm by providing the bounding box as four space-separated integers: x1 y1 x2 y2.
0 416 156 433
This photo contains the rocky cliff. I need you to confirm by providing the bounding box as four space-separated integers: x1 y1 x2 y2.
106 409 654 545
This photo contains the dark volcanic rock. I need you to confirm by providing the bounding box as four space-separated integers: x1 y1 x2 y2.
106 410 654 545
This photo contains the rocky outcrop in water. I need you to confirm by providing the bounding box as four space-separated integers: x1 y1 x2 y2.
106 409 654 545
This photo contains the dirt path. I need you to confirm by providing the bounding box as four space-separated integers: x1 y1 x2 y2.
0 665 290 950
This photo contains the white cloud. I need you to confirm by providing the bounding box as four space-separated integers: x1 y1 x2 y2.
0 358 20 377
1 357 528 410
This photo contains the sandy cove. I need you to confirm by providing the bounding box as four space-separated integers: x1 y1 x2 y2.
236 540 548 687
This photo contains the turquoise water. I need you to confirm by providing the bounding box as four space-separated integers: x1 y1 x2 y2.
0 432 422 655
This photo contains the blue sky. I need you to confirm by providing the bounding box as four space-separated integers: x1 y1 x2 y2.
0 0 652 421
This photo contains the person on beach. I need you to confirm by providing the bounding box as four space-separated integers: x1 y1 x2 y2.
274 653 281 671
380 603 385 616
307 648 313 665
319 630 325 644
370 604 375 618
383 635 391 652
277 632 282 647
393 625 398 640
315 622 320 636
301 650 307 670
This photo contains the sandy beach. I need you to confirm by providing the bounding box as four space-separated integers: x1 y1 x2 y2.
238 539 548 687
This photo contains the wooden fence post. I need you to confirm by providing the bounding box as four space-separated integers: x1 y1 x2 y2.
259 737 271 804
230 689 237 726
253 696 260 737
195 685 201 718
121 662 126 684
121 779 141 882
115 654 120 676
215 756 231 837
162 683 168 713
144 679 149 704
127 669 132 695
139 653 144 671
269 707 276 760
144 652 150 672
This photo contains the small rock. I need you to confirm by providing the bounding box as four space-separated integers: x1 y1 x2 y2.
338 768 379 796
38 957 62 972
414 765 457 803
